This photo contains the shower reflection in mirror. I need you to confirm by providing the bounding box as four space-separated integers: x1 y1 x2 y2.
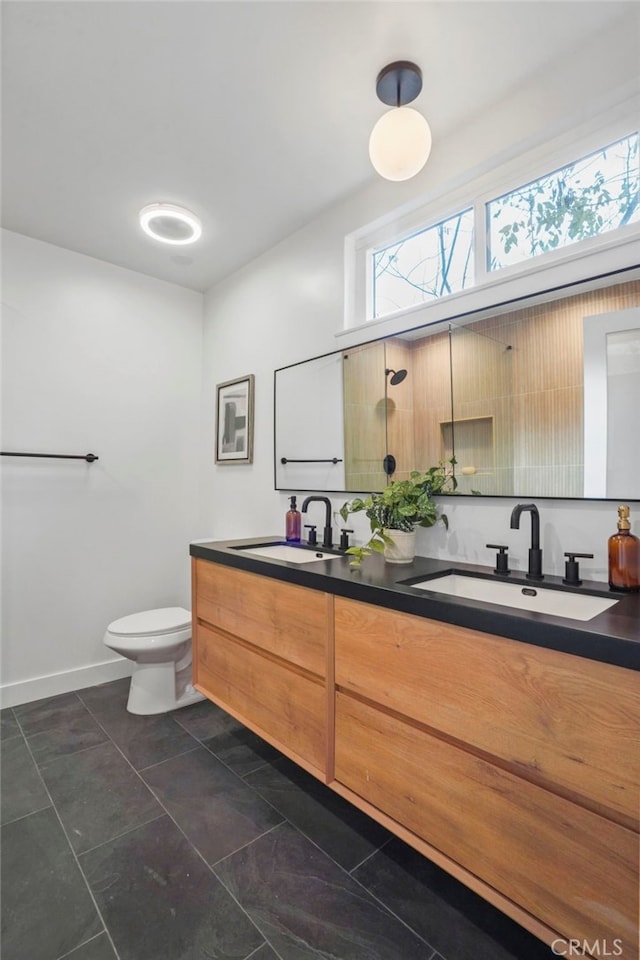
274 275 640 499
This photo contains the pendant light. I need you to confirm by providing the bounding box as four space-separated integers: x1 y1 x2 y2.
369 61 432 182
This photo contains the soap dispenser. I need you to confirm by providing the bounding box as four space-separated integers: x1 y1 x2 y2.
285 496 301 543
608 504 639 592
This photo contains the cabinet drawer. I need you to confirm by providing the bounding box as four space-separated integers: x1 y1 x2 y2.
195 560 329 676
335 597 639 826
335 691 638 951
196 623 326 773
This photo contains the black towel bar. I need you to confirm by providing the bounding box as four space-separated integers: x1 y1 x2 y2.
1 452 99 462
280 457 342 465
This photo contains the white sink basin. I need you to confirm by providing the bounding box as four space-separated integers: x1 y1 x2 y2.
231 544 339 564
409 573 618 621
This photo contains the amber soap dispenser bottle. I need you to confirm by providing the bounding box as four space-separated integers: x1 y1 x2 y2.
285 496 301 543
608 504 640 592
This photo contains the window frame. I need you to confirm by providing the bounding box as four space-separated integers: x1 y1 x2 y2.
370 206 476 319
481 131 639 275
345 108 640 341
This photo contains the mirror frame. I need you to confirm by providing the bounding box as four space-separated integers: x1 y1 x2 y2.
274 267 640 500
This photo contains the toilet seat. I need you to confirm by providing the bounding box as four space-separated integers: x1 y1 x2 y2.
107 607 191 637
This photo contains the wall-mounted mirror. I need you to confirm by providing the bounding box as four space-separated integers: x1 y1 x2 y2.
274 273 640 498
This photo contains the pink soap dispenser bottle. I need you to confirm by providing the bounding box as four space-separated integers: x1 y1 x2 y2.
285 496 301 543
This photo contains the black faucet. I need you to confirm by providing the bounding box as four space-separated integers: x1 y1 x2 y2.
510 503 543 580
301 496 333 548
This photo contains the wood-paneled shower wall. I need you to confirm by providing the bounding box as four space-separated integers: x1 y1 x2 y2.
343 279 640 495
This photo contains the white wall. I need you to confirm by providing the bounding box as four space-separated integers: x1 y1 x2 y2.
199 26 639 583
1 230 203 705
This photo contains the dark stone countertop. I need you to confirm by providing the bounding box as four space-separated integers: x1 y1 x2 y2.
190 537 640 672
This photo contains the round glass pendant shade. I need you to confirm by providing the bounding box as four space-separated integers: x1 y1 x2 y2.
369 107 432 182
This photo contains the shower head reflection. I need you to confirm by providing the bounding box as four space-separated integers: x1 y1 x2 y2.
385 368 408 386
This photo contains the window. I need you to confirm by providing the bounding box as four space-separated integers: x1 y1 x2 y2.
364 130 639 325
487 133 639 271
372 209 474 320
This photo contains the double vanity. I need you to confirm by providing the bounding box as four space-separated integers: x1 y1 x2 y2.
189 536 639 956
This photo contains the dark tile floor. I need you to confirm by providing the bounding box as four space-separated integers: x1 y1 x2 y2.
1 678 555 960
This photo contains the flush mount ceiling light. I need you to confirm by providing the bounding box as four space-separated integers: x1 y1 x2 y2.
369 61 432 182
138 203 202 245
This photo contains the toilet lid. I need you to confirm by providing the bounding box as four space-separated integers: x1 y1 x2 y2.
108 607 191 637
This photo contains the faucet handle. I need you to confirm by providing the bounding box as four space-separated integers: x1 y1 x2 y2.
304 524 317 546
487 544 510 575
563 552 594 586
339 528 354 551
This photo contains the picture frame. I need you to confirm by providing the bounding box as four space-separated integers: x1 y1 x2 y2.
215 374 255 465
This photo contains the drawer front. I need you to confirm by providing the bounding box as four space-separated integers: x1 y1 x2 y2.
197 623 326 773
195 560 329 676
335 691 638 952
335 597 639 825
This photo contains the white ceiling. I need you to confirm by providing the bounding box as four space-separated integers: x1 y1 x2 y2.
1 1 636 292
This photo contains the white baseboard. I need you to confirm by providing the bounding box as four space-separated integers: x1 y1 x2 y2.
0 657 133 708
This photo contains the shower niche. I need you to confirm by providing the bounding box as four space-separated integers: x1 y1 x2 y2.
440 417 496 495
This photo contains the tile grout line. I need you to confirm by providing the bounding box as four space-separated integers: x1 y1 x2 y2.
347 833 393 875
1 800 53 828
203 743 277 781
54 930 110 960
76 686 285 824
347 867 438 959
12 691 85 732
90 690 442 956
77 686 279 960
245 938 286 960
15 717 123 960
211 816 438 960
74 810 167 859
255 815 440 959
137 714 298 960
165 725 440 957
12 685 439 960
18 688 216 957
240 759 397 882
157 726 302 833
76 690 205 773
199 743 292 813
15 693 120 767
209 818 286 871
208 823 289 960
140 772 284 960
135 708 294 960
29 734 118 767
135 742 200 772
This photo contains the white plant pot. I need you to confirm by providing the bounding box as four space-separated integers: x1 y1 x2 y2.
383 529 416 564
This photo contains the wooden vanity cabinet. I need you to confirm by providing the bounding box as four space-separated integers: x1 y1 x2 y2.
191 558 639 955
192 559 332 778
333 597 639 955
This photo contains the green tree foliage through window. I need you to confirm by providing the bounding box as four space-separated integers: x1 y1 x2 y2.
368 132 639 323
487 133 639 270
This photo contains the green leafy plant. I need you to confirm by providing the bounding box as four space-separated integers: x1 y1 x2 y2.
339 459 457 566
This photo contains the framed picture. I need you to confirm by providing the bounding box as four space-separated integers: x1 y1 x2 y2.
215 374 255 465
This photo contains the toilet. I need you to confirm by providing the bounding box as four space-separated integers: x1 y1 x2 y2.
104 607 204 715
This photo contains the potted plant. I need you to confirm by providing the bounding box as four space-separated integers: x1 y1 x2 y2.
339 460 457 566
